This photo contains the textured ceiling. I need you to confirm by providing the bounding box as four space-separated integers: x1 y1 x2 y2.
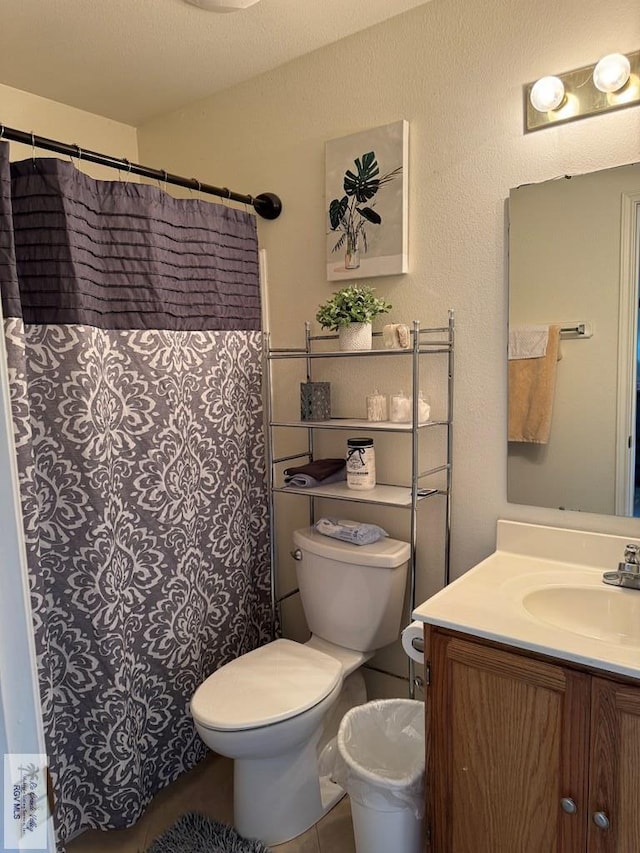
0 0 432 126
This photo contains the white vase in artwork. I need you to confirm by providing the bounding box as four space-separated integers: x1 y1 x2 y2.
338 322 372 351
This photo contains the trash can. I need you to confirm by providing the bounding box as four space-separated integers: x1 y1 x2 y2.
334 698 425 853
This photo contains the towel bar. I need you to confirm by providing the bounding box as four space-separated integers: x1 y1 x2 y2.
559 322 592 338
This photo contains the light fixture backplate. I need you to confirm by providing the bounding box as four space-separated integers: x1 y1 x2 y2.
183 0 260 11
524 49 639 132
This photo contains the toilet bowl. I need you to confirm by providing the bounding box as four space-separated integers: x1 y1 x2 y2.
190 526 410 846
191 639 348 844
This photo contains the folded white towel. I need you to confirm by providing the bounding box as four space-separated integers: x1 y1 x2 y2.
508 325 549 360
509 325 549 360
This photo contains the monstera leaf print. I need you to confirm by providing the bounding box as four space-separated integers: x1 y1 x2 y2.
328 150 401 258
343 152 380 202
329 196 349 230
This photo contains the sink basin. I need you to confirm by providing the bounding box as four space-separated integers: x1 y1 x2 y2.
413 522 640 679
522 586 640 647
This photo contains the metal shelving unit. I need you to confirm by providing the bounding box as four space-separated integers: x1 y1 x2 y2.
264 311 454 697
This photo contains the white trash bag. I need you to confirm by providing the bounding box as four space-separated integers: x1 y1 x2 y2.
333 698 425 818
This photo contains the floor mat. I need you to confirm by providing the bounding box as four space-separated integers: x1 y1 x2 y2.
146 812 272 853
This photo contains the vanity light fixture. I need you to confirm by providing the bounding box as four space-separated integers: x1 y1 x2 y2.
525 49 639 132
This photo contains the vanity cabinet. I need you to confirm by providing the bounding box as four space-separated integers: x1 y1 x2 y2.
425 627 640 853
588 677 640 852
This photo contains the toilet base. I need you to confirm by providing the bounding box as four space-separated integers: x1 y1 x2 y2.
233 734 344 845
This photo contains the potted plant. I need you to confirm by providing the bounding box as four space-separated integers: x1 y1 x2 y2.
315 285 392 350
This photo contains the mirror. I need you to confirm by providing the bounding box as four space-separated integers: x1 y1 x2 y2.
508 163 640 516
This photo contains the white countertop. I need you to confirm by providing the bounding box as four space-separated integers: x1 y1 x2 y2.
412 520 640 681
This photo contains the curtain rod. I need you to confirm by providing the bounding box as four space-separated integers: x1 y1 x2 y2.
0 123 282 220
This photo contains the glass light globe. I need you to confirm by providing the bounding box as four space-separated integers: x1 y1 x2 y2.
593 53 631 93
529 77 566 112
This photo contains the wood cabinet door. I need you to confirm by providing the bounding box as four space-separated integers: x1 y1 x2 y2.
428 633 590 853
588 677 640 852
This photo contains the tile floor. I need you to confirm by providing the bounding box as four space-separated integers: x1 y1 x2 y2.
66 752 356 853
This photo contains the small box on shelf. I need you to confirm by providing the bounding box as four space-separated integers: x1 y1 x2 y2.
300 381 331 421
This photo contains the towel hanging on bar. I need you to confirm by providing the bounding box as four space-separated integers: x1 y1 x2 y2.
508 324 562 444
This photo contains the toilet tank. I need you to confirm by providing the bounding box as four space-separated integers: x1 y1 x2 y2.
292 527 410 653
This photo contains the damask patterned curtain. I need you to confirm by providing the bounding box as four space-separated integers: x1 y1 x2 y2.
0 143 271 847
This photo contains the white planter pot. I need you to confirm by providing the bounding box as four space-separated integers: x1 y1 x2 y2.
339 323 372 351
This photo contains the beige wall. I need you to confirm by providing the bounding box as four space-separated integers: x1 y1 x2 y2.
4 0 640 696
0 82 138 173
135 0 640 694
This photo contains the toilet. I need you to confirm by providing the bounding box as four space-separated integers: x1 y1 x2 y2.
190 526 410 846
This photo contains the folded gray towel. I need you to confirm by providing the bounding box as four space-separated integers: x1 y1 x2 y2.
284 457 346 488
314 517 388 545
284 468 346 488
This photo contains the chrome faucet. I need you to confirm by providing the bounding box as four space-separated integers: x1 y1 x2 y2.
602 544 640 589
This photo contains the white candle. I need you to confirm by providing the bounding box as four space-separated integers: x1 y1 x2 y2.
367 391 388 422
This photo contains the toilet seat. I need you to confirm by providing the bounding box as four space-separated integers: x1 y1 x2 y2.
190 638 343 732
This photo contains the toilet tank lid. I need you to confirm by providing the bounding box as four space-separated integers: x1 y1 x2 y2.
293 526 410 568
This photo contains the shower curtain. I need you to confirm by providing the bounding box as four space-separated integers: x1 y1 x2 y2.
0 143 271 846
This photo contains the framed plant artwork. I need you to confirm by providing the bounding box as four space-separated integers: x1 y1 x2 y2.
325 119 408 281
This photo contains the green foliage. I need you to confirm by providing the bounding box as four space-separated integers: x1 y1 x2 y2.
328 150 402 256
343 152 380 202
315 285 392 331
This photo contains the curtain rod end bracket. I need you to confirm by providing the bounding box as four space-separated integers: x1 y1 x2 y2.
253 192 282 220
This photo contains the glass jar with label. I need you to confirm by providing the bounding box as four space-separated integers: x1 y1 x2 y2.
346 437 376 490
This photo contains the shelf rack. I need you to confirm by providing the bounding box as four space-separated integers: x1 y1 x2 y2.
263 312 454 697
